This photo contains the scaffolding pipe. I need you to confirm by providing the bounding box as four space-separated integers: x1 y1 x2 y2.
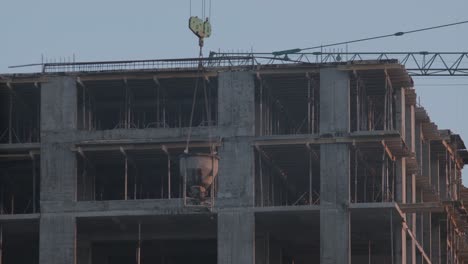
307 74 311 133
32 157 36 213
368 240 371 264
391 211 394 264
259 152 264 207
125 157 128 200
260 81 263 136
82 86 86 129
168 154 171 199
354 148 358 202
309 148 312 205
356 78 360 131
137 222 141 264
8 91 12 144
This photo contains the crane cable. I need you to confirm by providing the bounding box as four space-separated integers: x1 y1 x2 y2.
185 0 213 154
184 45 203 154
272 20 468 55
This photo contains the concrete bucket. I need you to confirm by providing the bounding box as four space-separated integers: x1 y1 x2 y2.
179 153 219 200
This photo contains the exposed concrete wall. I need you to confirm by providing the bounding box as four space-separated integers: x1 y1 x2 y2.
216 72 255 208
40 77 78 202
217 211 255 264
320 144 350 264
41 77 77 131
39 214 76 264
217 137 255 207
396 88 406 139
319 68 350 135
40 77 78 264
41 143 77 202
218 71 255 137
319 68 350 264
396 159 407 203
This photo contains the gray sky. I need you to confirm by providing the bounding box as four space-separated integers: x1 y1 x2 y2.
2 0 468 182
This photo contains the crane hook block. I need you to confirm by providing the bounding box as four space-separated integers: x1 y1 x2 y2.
189 16 212 39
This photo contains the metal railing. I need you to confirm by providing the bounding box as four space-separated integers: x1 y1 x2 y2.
41 51 468 76
42 55 256 73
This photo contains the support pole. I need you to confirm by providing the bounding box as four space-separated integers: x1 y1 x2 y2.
32 155 36 213
391 211 394 264
307 143 313 205
162 145 171 199
8 90 12 144
125 157 128 200
260 80 263 136
82 85 86 129
259 150 264 207
168 154 171 199
309 148 312 204
307 73 311 133
356 78 360 131
354 147 358 202
137 222 141 264
368 240 371 264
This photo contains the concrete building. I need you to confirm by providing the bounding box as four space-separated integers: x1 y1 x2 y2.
1 57 468 263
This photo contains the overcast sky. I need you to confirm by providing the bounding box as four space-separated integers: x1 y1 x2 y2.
2 0 468 182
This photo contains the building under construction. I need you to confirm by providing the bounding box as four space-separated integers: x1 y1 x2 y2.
1 55 468 264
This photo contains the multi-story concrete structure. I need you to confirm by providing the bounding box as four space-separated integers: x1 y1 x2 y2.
0 57 467 263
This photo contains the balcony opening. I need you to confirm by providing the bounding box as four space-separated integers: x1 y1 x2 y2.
0 83 40 143
350 71 396 132
350 145 395 203
255 144 320 206
77 215 217 264
77 146 215 201
0 156 40 214
256 74 319 136
77 78 218 131
0 220 39 263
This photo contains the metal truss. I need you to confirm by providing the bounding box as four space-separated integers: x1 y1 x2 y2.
212 51 468 76
40 52 468 76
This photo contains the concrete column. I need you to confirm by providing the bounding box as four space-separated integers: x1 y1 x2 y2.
41 76 77 131
422 140 431 180
415 122 422 171
40 76 78 202
216 71 255 207
431 156 440 195
217 138 255 207
396 158 407 203
411 175 417 264
319 68 350 135
217 72 256 264
218 72 255 137
40 77 78 264
396 88 406 139
39 215 76 264
320 144 350 264
218 211 255 264
319 68 350 264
